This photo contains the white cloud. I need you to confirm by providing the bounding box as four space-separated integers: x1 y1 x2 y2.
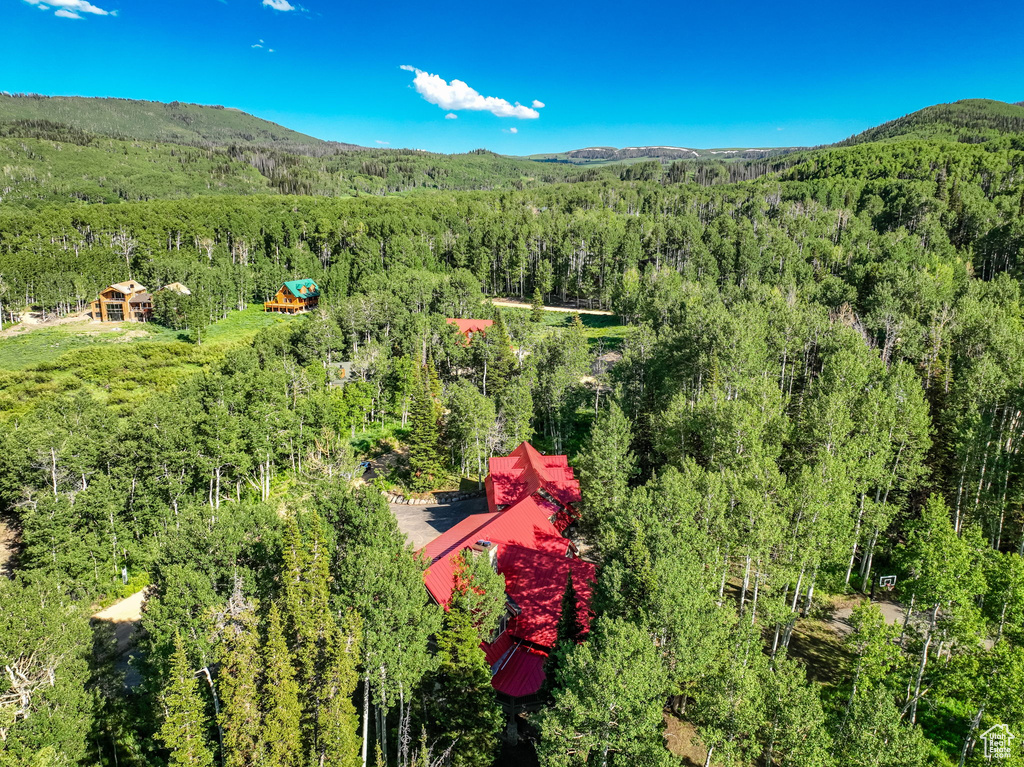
506 127 518 134
251 43 263 48
400 65 540 119
262 0 294 9
24 0 114 18
375 140 389 145
531 100 545 109
444 113 458 120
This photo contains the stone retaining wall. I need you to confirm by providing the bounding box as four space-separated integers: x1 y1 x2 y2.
386 489 486 505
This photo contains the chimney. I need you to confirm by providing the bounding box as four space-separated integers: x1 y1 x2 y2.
471 540 498 567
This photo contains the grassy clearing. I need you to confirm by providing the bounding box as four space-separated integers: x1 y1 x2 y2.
0 322 183 371
504 306 630 350
0 307 305 418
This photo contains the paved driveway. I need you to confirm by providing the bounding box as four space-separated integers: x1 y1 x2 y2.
391 496 489 549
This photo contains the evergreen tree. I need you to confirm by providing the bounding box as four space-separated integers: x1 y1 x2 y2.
576 401 637 555
311 613 362 767
158 635 214 767
452 550 507 643
531 287 545 323
325 485 441 766
544 567 587 697
485 310 516 404
555 568 586 647
423 591 502 767
216 598 262 767
407 364 444 491
261 603 302 767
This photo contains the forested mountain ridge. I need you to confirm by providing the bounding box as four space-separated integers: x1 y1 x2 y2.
524 145 798 164
0 127 620 206
836 98 1024 146
0 93 362 153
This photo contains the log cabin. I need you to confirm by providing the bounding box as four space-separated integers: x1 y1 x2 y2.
90 281 152 322
91 281 192 323
264 279 320 314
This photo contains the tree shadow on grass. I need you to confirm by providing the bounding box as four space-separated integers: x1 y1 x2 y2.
786 617 852 685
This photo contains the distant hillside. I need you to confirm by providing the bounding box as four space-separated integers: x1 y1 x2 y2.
0 93 362 153
836 99 1024 146
524 145 799 165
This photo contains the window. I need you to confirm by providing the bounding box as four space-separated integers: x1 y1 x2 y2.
106 304 124 322
489 611 510 644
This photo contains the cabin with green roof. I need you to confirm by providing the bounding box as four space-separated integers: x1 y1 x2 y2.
264 279 320 314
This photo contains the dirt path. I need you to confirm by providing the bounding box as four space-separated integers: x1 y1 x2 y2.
93 588 149 656
0 311 96 339
92 588 150 688
0 518 18 579
490 298 614 316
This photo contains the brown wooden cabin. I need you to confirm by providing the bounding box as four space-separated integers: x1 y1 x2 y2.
265 279 320 314
91 281 152 322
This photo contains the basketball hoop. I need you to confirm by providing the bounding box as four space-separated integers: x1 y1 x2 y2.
879 575 897 592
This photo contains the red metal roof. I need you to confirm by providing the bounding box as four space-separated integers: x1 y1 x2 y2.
488 441 581 511
418 441 593 701
490 643 548 698
446 318 494 335
499 545 595 648
421 498 570 607
422 513 500 607
484 631 516 667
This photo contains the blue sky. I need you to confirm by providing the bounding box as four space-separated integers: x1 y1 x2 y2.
3 0 1023 154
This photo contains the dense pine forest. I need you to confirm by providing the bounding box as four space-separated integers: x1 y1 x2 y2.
1 96 1024 767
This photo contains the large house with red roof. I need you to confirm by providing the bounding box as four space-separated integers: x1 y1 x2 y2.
420 441 594 709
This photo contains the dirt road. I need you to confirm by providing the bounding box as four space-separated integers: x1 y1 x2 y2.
490 298 614 316
93 588 149 655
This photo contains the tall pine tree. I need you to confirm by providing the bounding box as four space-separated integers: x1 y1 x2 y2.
158 635 214 767
261 603 302 767
216 594 262 767
543 566 588 699
423 590 502 767
311 613 362 767
408 364 443 491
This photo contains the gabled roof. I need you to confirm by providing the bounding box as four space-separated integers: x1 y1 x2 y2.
419 440 593 701
283 279 320 298
128 293 152 304
160 282 191 295
487 441 581 511
105 281 146 295
421 499 570 607
446 318 493 335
